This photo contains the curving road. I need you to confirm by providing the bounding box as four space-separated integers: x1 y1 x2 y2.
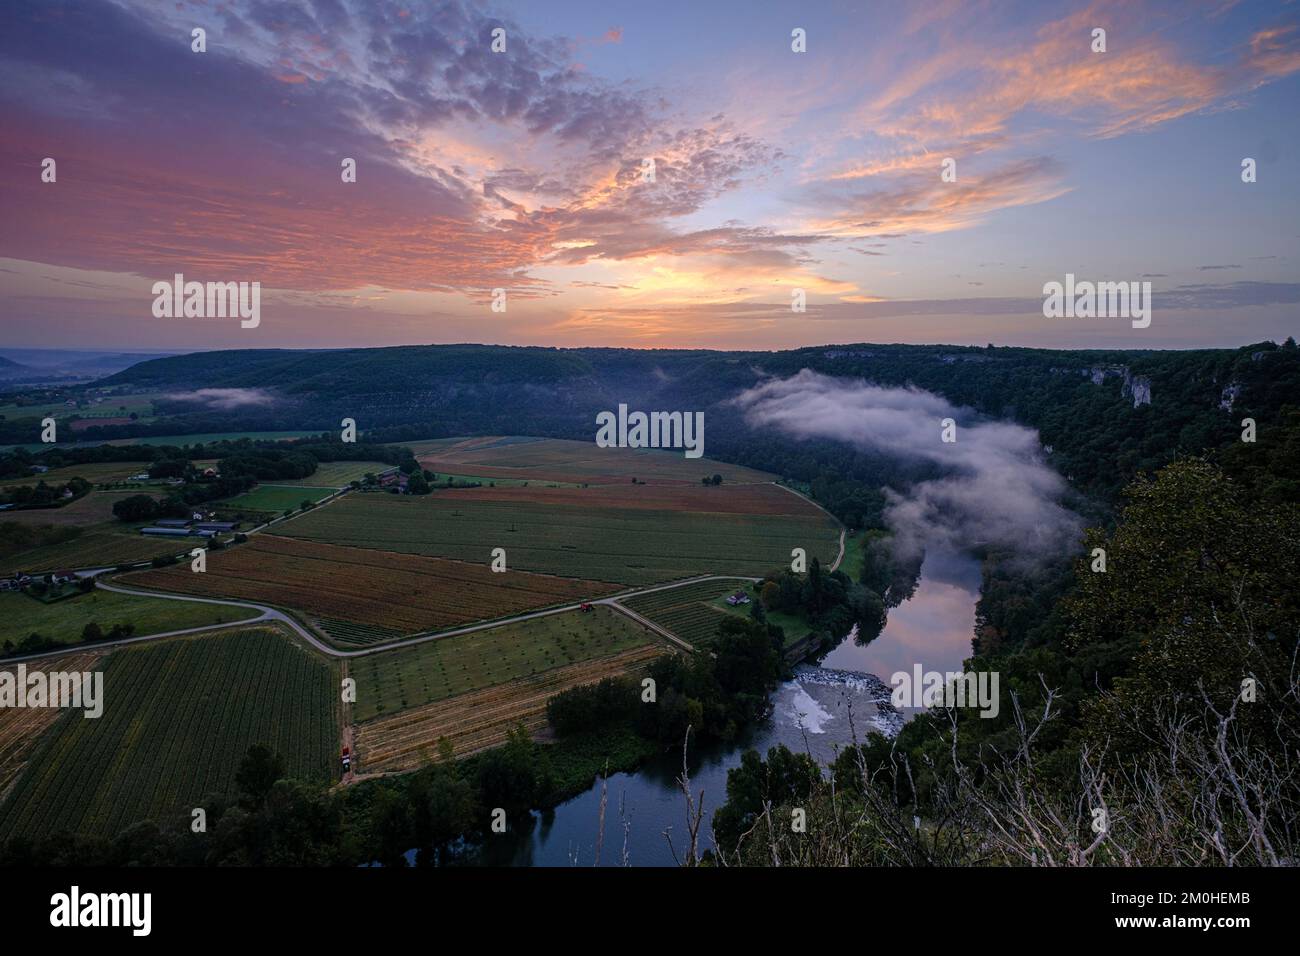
5 478 843 666
2 574 761 665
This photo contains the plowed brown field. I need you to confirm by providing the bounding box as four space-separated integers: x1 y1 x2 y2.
127 535 617 641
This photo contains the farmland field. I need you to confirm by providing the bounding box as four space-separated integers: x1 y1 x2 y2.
101 430 322 447
127 534 618 645
411 435 775 485
278 490 839 586
428 481 825 515
216 485 337 513
355 643 664 771
350 605 657 720
1 528 186 574
5 461 151 485
0 392 159 422
621 579 754 648
0 650 105 800
272 461 391 487
0 492 124 527
0 588 260 646
0 626 338 840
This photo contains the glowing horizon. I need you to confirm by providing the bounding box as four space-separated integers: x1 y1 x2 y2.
2 0 1298 352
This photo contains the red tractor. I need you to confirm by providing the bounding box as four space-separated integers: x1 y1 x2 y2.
341 747 351 773
579 602 593 613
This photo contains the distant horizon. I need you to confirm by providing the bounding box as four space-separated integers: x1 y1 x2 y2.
4 334 1297 360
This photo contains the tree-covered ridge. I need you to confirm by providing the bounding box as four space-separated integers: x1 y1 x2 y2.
710 456 1300 866
17 338 1295 511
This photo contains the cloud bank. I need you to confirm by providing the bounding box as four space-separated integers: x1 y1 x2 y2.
733 370 1080 563
164 388 276 411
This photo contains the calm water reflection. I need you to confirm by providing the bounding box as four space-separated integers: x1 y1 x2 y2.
473 547 982 867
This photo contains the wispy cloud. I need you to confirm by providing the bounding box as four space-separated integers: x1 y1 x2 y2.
733 371 1081 564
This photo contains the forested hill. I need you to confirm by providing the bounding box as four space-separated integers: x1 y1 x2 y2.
76 338 1300 502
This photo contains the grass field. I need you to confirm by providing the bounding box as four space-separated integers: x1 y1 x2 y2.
278 491 840 586
0 626 338 839
216 485 337 513
411 435 776 485
273 461 391 487
0 588 261 646
128 534 618 645
350 605 655 721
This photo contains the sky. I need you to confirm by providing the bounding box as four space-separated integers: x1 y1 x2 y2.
1 0 1298 352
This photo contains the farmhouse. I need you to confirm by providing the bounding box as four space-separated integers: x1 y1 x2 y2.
726 591 750 606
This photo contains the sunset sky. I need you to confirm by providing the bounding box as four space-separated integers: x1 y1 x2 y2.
2 0 1298 352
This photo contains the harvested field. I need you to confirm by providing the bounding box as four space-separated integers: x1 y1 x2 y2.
413 435 774 486
278 492 840 586
0 650 105 800
355 644 664 772
127 534 618 644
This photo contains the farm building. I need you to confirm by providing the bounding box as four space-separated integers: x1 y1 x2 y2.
155 518 192 528
726 591 751 606
193 521 237 532
141 526 193 537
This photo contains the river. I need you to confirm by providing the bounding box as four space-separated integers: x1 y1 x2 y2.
473 546 982 867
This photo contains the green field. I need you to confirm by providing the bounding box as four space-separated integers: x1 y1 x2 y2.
4 461 151 485
1 528 186 574
218 485 337 513
622 580 754 648
278 493 839 586
0 626 338 839
273 461 391 487
351 606 654 721
0 392 159 422
0 588 261 646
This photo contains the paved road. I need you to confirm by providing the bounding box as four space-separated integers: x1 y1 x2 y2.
3 574 760 665
6 477 842 665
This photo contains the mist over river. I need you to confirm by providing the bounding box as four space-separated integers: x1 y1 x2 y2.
469 547 982 867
